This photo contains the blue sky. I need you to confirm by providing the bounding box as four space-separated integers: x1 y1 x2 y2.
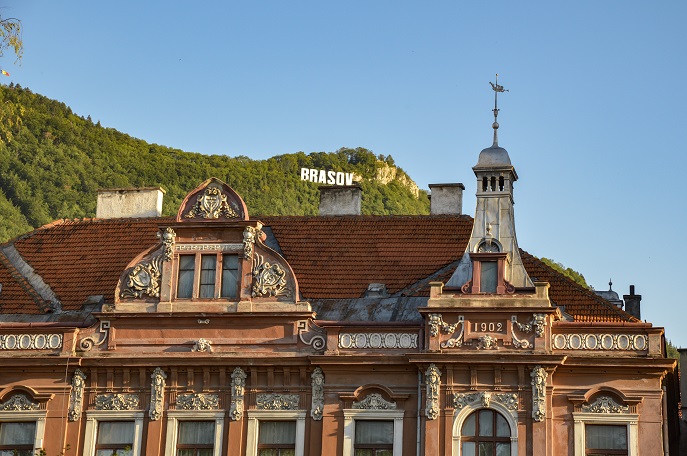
4 1 687 347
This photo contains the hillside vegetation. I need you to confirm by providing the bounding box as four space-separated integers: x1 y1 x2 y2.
0 84 429 242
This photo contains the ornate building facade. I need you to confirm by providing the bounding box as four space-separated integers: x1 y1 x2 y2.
0 128 679 455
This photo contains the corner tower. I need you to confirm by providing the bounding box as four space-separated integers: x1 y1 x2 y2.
448 75 533 292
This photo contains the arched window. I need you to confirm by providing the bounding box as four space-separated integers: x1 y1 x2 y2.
460 409 511 456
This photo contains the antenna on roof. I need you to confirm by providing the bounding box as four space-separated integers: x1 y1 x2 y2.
489 74 508 147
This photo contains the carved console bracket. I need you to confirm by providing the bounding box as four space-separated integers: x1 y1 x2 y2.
425 364 441 420
79 321 111 351
230 367 247 420
311 368 324 420
149 367 166 421
298 320 326 351
68 369 87 421
531 366 547 422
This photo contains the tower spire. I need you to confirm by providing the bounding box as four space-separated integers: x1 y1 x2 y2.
489 74 508 146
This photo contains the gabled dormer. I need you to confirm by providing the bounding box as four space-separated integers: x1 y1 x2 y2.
114 178 308 313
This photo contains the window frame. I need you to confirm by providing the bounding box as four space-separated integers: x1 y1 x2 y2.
458 409 511 456
572 412 638 456
342 409 404 456
452 402 518 456
82 411 144 456
246 410 306 456
0 419 42 454
163 410 224 456
175 252 240 301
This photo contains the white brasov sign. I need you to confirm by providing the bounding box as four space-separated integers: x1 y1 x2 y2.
300 168 354 186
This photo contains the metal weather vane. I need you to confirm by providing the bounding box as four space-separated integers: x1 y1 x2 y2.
489 74 508 146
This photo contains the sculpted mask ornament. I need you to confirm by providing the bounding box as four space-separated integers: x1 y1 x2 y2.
252 253 289 298
185 186 239 219
230 367 247 421
425 364 441 420
149 367 167 421
158 227 176 262
531 366 547 422
120 255 163 299
311 368 325 420
476 334 499 350
192 338 213 353
353 393 397 410
68 369 87 421
243 224 262 259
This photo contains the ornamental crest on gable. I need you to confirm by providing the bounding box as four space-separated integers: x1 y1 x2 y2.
176 178 248 222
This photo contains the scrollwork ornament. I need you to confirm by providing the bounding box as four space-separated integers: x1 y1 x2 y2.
252 253 289 298
256 393 299 410
581 396 629 414
230 367 247 420
185 186 239 219
176 393 219 410
425 364 441 420
149 367 166 421
68 369 87 421
95 394 140 411
79 321 110 351
453 391 518 412
311 368 325 420
158 227 176 262
1 394 39 411
531 366 547 422
120 254 163 298
353 393 396 410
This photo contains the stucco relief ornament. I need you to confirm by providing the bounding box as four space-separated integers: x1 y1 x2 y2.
311 368 325 420
476 334 499 350
149 367 167 421
257 394 300 410
428 314 465 348
158 227 176 262
95 394 140 411
79 321 110 351
185 186 239 219
120 254 163 298
1 394 39 411
581 396 630 414
68 369 86 421
353 393 397 410
252 253 289 298
453 392 518 412
192 338 213 352
243 224 262 259
298 320 326 351
230 367 247 421
531 365 547 422
425 364 441 420
176 393 219 410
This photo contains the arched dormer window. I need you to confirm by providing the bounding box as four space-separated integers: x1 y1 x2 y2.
451 393 518 456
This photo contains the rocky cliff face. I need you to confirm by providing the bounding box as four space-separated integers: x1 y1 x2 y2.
374 163 420 197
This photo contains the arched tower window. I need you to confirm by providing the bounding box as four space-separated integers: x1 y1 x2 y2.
460 409 511 456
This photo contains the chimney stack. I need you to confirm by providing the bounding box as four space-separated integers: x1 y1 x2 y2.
428 183 465 215
623 285 641 320
318 185 362 216
96 187 165 219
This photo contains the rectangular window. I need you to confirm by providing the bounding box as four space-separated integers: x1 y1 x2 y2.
221 255 239 298
199 255 217 298
0 422 36 456
354 420 393 456
95 421 134 456
258 421 296 456
177 255 196 298
176 421 214 456
480 261 498 293
585 424 628 455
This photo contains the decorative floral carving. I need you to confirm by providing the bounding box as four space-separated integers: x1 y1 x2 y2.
338 332 418 350
453 392 518 411
95 394 140 411
149 367 166 421
79 321 110 351
176 393 219 410
243 224 262 259
252 253 289 298
192 338 213 352
185 186 239 219
0 333 63 350
230 367 247 420
158 227 176 262
1 394 39 411
297 320 326 351
120 254 163 298
68 369 86 421
531 366 547 422
353 393 396 410
476 334 499 350
425 364 441 420
256 393 299 410
311 368 324 420
581 396 630 414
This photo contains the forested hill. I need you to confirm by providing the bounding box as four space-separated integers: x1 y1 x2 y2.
0 84 429 242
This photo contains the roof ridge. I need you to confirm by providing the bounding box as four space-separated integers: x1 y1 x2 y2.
0 249 50 312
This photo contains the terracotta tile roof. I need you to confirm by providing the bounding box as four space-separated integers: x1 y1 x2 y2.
0 215 636 322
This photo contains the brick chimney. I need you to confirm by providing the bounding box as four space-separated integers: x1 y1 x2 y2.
623 285 641 320
428 183 464 215
318 185 361 216
96 187 165 218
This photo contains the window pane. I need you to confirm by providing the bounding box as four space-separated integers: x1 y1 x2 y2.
496 412 510 437
259 421 296 445
221 255 239 298
178 421 214 445
97 450 132 456
585 424 627 450
199 255 216 298
355 420 393 445
177 255 195 298
0 422 35 445
480 261 498 293
97 421 134 445
258 450 277 456
496 442 511 456
478 442 493 456
478 410 494 436
462 413 476 437
462 441 475 456
353 451 372 456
